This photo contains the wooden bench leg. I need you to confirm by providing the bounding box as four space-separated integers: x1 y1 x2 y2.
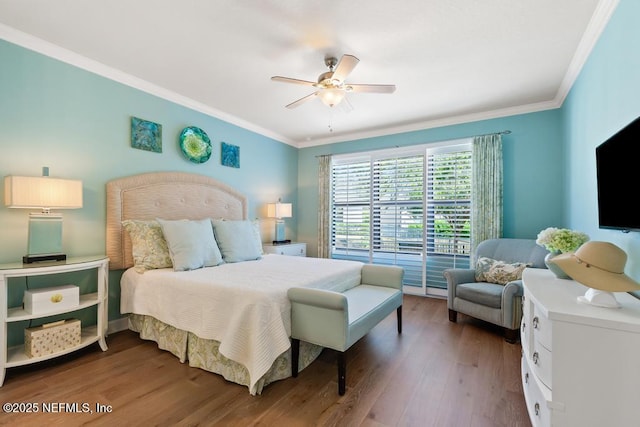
291 338 300 377
337 351 346 395
397 306 402 334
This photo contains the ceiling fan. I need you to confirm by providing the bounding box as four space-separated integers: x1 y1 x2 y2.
271 54 396 109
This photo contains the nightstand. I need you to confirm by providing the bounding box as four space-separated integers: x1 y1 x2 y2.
0 256 109 386
263 242 307 257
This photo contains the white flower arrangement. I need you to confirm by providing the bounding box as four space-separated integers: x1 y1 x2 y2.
536 227 589 253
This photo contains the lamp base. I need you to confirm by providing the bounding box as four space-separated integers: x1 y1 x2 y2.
23 253 67 264
272 240 291 245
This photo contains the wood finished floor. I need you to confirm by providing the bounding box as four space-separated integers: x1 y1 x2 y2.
0 295 531 427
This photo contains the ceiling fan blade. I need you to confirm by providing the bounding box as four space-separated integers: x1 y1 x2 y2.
348 83 396 93
271 76 316 86
285 92 318 109
331 54 359 82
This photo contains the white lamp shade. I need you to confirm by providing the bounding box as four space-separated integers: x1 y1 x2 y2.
4 176 83 209
267 202 292 219
318 88 346 107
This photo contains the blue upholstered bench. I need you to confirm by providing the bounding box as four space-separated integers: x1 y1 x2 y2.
288 264 404 395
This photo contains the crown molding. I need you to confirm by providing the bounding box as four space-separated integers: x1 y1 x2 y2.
2 0 619 151
553 0 620 106
0 24 297 148
297 99 561 148
299 0 620 148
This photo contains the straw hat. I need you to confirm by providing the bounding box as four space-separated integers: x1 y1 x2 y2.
550 241 640 292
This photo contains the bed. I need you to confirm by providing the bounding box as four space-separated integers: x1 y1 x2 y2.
106 172 363 394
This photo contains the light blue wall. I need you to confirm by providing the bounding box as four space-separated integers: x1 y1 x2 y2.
562 0 640 279
0 40 298 320
297 110 565 257
3 0 637 323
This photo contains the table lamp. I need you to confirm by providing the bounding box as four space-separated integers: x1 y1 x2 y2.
4 172 83 263
267 199 292 244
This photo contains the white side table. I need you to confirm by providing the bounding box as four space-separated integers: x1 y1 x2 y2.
263 242 307 257
0 256 109 386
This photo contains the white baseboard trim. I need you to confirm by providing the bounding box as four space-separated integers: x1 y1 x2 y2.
107 316 130 335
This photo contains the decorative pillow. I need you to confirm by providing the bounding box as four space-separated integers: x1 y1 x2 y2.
122 220 172 273
251 219 264 255
211 219 263 263
156 218 224 271
475 257 530 285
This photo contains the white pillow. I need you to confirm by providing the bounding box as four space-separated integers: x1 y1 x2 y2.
211 219 263 263
156 218 224 271
251 219 264 255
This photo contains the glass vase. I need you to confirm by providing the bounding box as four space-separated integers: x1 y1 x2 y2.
544 251 571 279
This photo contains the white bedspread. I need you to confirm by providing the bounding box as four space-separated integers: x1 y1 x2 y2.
120 254 363 394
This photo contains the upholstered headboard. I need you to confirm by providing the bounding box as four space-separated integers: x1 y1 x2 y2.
106 172 248 270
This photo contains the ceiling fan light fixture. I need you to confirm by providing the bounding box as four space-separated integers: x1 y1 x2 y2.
318 88 345 107
272 54 395 109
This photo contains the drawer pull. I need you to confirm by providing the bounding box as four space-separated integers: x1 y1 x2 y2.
535 402 540 416
533 352 539 364
533 316 539 329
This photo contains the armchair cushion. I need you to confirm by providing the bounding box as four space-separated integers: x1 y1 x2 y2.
475 257 530 285
457 282 504 308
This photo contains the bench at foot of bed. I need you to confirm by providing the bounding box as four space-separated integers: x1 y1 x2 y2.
288 264 404 395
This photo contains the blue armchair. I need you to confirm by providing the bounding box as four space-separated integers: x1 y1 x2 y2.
443 238 548 343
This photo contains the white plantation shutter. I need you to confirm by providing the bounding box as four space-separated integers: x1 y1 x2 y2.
332 159 371 259
425 145 472 288
370 155 425 286
331 141 471 291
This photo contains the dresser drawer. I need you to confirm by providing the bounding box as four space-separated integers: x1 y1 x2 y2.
531 341 552 390
521 317 530 354
521 293 532 351
532 305 552 351
522 354 552 427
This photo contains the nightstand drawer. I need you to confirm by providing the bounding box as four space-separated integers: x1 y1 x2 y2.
263 243 306 257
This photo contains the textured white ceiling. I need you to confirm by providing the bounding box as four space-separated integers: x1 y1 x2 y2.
0 0 616 147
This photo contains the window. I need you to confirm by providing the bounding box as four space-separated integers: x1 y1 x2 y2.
425 144 472 288
331 141 472 292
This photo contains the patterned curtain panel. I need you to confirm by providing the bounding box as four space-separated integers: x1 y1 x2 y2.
317 155 332 258
471 134 503 259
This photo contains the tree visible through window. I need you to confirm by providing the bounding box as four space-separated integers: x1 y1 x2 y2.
331 141 471 291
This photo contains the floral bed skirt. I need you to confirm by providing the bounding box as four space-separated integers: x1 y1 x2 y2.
128 314 322 394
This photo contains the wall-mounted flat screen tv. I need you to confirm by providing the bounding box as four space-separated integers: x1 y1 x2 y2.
596 116 640 232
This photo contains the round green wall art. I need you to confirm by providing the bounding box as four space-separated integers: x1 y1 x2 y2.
179 126 212 164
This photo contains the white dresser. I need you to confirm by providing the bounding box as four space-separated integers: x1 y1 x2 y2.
521 268 640 426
